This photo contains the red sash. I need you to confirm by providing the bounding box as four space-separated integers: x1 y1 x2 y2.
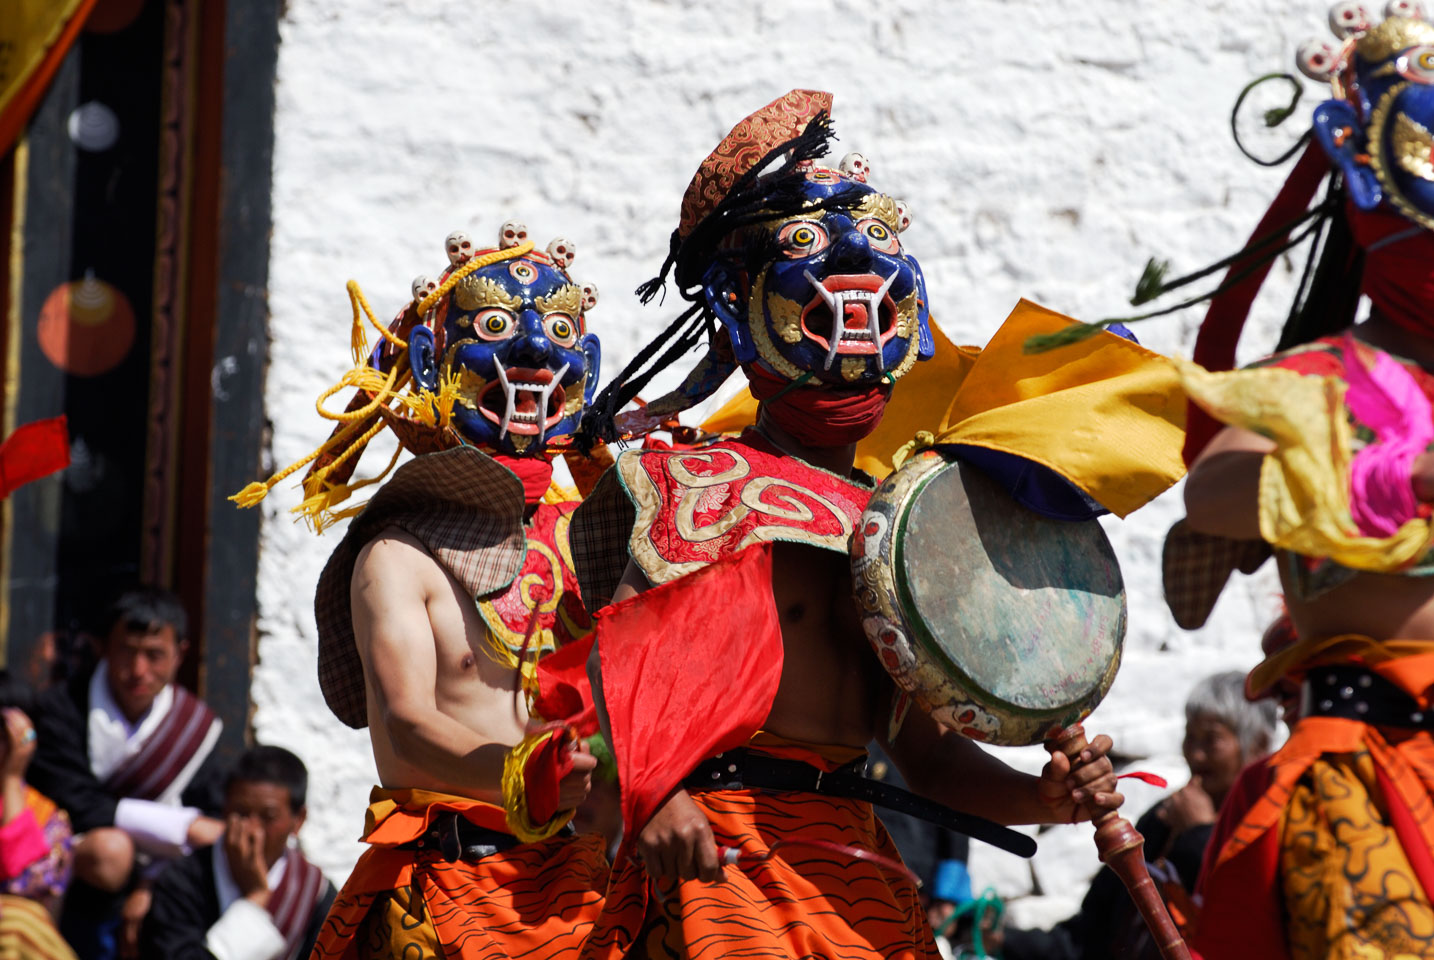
268 848 326 960
102 686 218 801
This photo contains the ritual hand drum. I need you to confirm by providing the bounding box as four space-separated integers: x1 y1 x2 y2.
853 447 1193 960
851 448 1125 746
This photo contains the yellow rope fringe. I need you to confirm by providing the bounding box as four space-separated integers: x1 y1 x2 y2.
233 361 408 514
234 243 537 524
228 411 378 508
542 482 579 505
348 280 407 365
315 357 410 424
500 728 575 843
416 241 535 316
291 438 405 533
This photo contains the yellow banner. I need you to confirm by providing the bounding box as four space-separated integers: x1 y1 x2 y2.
0 0 92 148
703 300 1187 516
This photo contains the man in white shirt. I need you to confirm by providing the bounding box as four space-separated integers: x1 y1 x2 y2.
140 746 335 960
30 587 226 958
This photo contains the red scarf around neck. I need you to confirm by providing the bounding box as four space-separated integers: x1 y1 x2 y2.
743 363 892 448
493 455 554 506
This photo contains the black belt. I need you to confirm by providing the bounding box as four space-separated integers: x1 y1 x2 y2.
683 749 1036 859
1302 664 1434 730
398 812 523 862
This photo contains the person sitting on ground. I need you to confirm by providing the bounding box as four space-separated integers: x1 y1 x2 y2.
0 671 78 960
27 586 225 959
140 745 335 960
1001 671 1279 960
0 671 74 913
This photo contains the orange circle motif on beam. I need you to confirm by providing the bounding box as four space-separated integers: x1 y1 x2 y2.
37 277 136 377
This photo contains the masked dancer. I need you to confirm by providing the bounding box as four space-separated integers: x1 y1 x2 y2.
568 90 1129 960
233 221 609 959
1112 5 1434 956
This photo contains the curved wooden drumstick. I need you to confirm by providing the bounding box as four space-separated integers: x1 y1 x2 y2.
1052 723 1192 960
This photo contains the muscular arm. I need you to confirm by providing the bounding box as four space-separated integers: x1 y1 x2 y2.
880 706 1047 824
1183 426 1274 540
881 700 1120 826
352 533 510 803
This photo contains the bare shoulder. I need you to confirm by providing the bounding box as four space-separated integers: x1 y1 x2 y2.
352 526 443 593
1192 424 1275 464
611 557 653 602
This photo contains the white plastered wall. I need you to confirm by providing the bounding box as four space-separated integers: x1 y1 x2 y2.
257 0 1336 926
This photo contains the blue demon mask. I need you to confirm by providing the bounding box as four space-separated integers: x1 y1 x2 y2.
700 156 934 386
1303 7 1434 229
408 225 601 456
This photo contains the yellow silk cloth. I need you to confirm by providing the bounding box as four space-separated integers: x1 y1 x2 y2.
1175 360 1434 572
0 0 94 152
702 299 1187 517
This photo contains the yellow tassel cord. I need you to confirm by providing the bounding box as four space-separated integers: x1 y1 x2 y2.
293 437 405 534
228 411 378 509
232 240 539 528
401 367 463 431
500 728 575 843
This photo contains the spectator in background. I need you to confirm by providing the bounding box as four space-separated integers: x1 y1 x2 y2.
27 587 225 959
140 746 335 960
0 671 77 960
1001 671 1279 960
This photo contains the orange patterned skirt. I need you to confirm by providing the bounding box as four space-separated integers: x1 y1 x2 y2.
1194 650 1434 960
1279 744 1434 959
582 739 939 960
312 788 609 960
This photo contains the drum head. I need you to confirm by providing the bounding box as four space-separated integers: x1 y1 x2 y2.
854 451 1125 746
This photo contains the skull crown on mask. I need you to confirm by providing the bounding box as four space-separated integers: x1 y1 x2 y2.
699 153 935 386
1300 3 1434 231
407 221 601 456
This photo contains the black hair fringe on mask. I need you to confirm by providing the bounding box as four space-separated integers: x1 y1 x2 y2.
1275 180 1364 351
578 110 862 452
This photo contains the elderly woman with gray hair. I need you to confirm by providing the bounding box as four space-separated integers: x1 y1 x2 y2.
999 671 1280 960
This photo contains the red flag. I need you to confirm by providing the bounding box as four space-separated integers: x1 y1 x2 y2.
0 415 70 498
597 542 784 855
532 633 600 737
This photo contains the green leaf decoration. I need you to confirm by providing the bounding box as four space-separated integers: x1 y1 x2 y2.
1022 323 1105 354
1264 105 1294 128
1130 257 1170 306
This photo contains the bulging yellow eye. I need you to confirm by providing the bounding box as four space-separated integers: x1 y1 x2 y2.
474 309 514 340
545 314 576 345
857 218 901 255
775 219 830 259
1398 45 1434 83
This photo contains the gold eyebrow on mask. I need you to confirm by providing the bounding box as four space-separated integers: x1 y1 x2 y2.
455 275 523 313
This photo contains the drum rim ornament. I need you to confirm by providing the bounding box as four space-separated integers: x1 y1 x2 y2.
852 448 1127 746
